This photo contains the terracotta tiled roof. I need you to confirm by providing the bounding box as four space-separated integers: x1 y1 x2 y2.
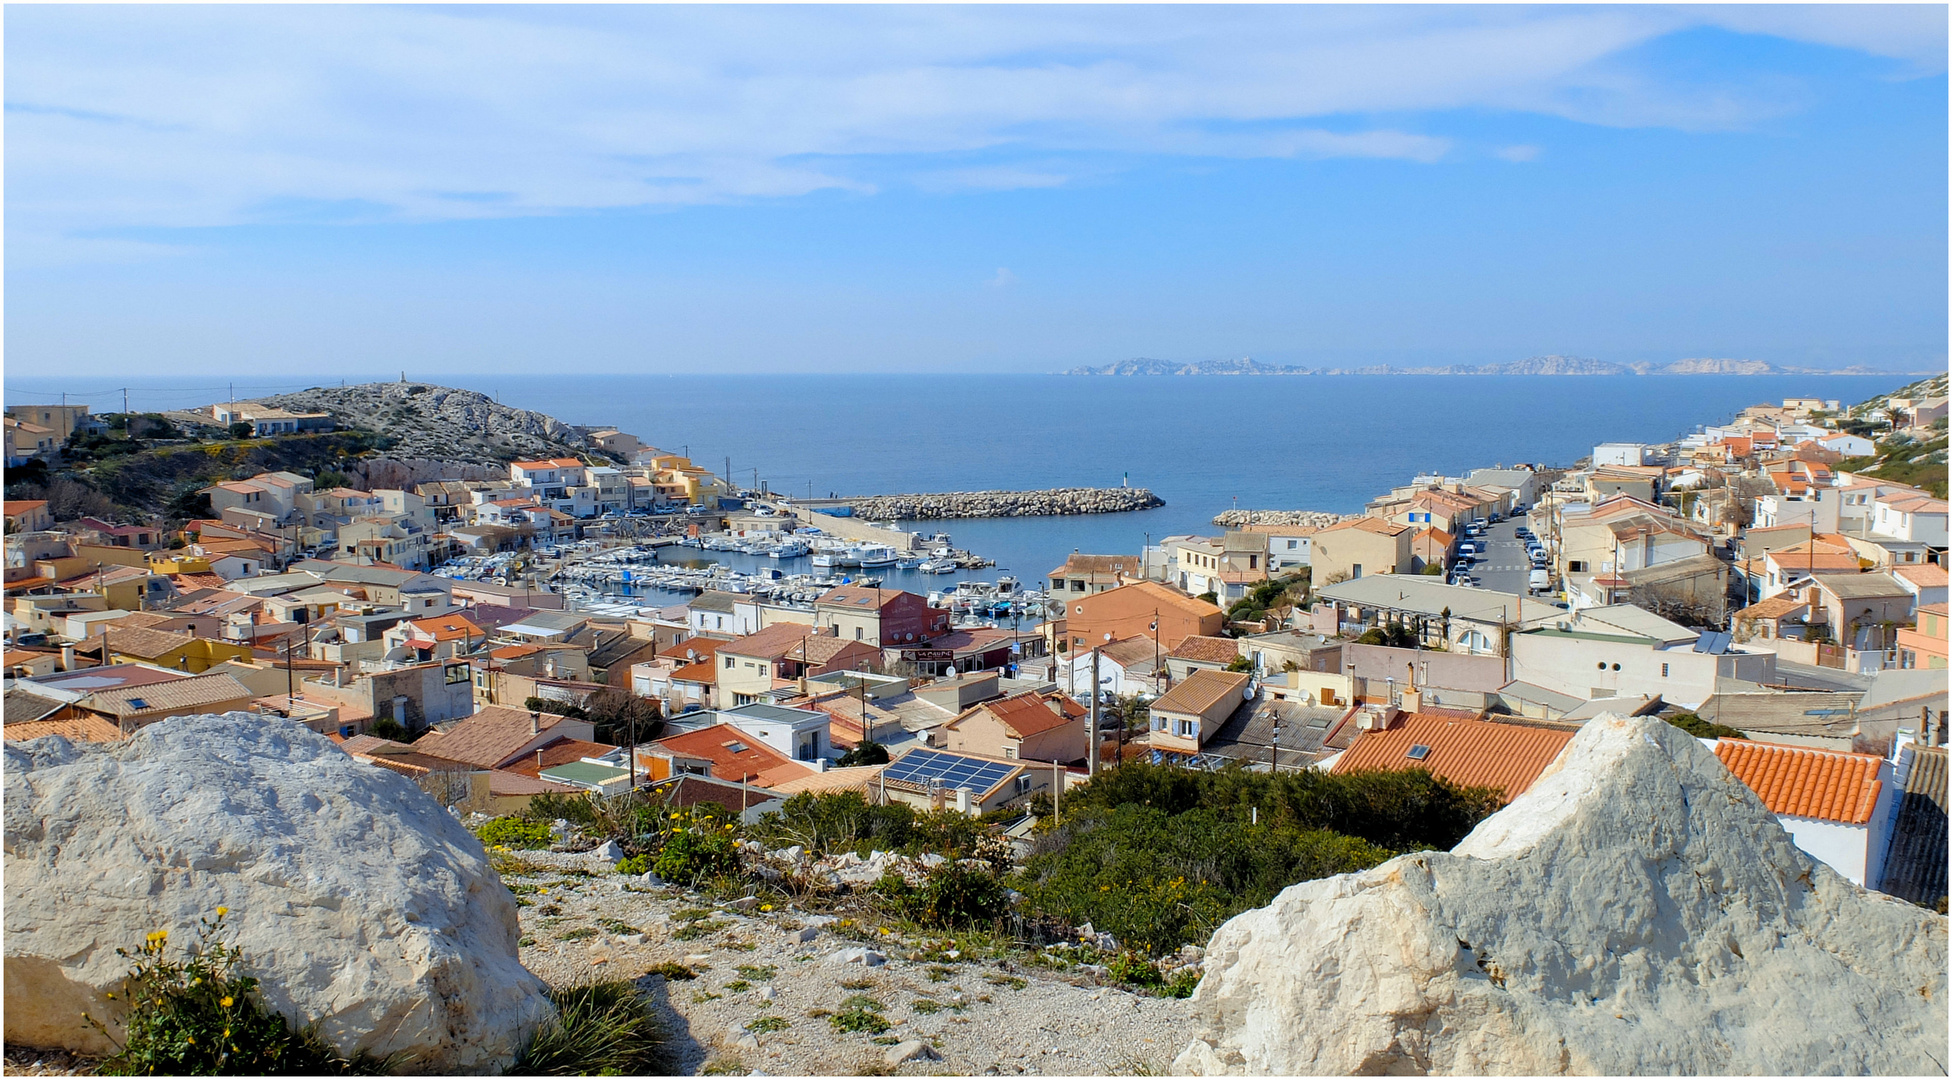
489 769 582 796
1320 517 1412 537
1734 595 1808 621
1714 740 1884 825
1331 713 1575 802
720 622 819 661
1098 636 1164 672
770 764 887 796
501 737 621 779
1167 635 1241 665
659 637 726 662
1047 554 1140 577
954 692 1084 740
412 705 571 769
407 613 483 643
1152 669 1252 717
99 626 197 660
1895 564 1949 588
815 585 903 610
650 725 813 787
3 715 127 743
670 659 718 685
511 457 585 470
80 673 253 720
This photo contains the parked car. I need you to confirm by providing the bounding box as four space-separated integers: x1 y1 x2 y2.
1529 568 1552 590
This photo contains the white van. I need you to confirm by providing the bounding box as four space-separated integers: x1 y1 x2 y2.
1529 568 1551 590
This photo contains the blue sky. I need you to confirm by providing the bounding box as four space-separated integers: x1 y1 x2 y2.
5 5 1946 376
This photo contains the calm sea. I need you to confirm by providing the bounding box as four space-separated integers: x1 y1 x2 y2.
4 373 1910 590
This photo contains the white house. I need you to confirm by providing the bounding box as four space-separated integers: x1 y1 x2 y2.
717 702 831 763
1509 606 1777 709
1593 443 1650 467
1713 738 1899 888
1871 493 1949 550
1753 489 1841 533
1818 433 1876 458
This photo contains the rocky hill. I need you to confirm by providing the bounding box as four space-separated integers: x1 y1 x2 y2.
260 382 603 465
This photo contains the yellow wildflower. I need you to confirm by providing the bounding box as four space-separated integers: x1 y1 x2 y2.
186 1037 195 1045
215 906 229 917
221 997 234 1008
759 904 773 912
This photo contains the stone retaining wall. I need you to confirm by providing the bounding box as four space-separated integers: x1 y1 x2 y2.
1211 509 1360 528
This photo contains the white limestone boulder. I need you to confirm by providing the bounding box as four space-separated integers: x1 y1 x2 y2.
4 713 554 1072
1174 713 1948 1075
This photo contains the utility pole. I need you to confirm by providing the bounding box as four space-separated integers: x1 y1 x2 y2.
1270 712 1280 774
1087 646 1101 776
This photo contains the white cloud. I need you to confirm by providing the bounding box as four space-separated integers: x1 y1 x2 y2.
5 5 1940 258
1496 144 1543 163
987 268 1018 289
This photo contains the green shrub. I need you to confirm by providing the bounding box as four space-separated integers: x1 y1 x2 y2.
745 1016 790 1034
512 980 667 1076
653 820 740 884
1018 802 1395 954
85 910 385 1076
748 791 989 860
1164 969 1201 999
1664 712 1747 740
827 996 889 1034
873 863 1009 930
477 816 554 850
646 962 696 981
1106 952 1164 988
614 854 653 876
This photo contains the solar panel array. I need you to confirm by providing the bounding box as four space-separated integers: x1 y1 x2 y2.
883 749 1016 794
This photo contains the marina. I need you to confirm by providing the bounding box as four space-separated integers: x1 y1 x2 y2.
429 525 1061 630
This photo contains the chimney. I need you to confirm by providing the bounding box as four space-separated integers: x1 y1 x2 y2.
529 709 541 735
61 644 75 671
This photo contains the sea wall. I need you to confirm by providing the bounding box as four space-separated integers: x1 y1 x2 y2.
1211 509 1359 528
842 488 1163 520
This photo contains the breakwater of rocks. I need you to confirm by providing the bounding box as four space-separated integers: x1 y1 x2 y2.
843 487 1164 520
1212 509 1361 528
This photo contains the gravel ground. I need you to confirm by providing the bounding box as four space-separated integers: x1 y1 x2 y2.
503 850 1197 1076
0 1048 96 1076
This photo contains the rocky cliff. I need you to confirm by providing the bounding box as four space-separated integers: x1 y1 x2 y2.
4 714 553 1072
261 382 600 465
1174 714 1948 1076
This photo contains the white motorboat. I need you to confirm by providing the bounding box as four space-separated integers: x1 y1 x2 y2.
919 558 957 573
810 550 838 568
856 544 897 568
770 538 810 559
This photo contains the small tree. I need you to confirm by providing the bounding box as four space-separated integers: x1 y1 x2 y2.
368 717 409 742
837 740 891 767
229 422 254 440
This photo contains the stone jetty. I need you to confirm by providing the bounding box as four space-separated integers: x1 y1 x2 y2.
843 487 1163 520
1211 509 1359 528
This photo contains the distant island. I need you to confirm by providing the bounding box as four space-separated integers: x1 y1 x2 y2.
1063 355 1928 376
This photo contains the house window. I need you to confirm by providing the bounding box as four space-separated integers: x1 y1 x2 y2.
1003 746 1017 759
1568 560 1587 572
1661 663 1669 677
1352 564 1363 579
1016 775 1033 793
855 626 863 640
724 656 736 669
